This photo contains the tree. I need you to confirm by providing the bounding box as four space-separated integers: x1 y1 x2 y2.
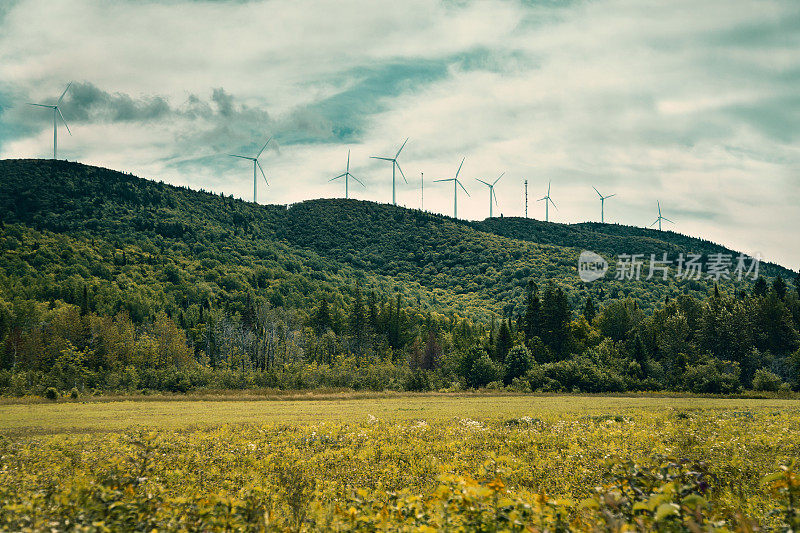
349 281 365 336
753 276 768 297
773 276 787 301
583 295 596 322
540 284 571 356
523 280 541 342
795 272 800 299
494 319 513 363
422 329 441 370
504 344 533 385
313 297 332 334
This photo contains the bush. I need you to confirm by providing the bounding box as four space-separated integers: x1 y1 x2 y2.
684 357 741 394
69 387 79 399
468 354 503 389
752 368 783 392
504 344 533 385
44 387 59 401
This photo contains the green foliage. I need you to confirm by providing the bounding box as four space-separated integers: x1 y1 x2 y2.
43 386 58 400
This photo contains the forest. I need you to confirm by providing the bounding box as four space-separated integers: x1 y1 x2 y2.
0 159 798 396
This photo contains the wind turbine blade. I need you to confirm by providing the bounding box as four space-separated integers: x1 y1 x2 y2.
434 178 453 183
351 174 366 187
257 160 268 185
395 137 408 159
395 161 407 183
28 103 53 108
371 156 393 161
548 197 558 209
663 217 674 224
593 186 603 198
475 178 490 186
256 137 272 158
606 194 616 199
658 201 661 217
537 197 546 202
650 219 659 227
330 173 346 181
492 172 505 185
229 154 253 160
346 149 350 172
493 189 498 206
547 180 551 196
57 82 72 105
457 179 469 196
57 108 71 135
455 157 465 179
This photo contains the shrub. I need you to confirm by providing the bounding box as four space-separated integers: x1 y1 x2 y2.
69 387 79 399
44 387 59 401
752 368 783 392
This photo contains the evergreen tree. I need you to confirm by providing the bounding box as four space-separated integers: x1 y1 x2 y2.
523 280 541 342
583 295 596 322
367 290 379 332
494 319 513 363
795 272 800 299
753 276 768 297
540 283 571 356
314 297 332 333
772 275 787 300
349 281 365 335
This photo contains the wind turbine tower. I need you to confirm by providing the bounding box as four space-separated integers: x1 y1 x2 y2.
435 157 470 219
28 82 72 160
329 149 364 199
593 186 616 223
229 137 271 203
371 138 408 205
651 201 674 231
538 181 558 222
476 172 504 218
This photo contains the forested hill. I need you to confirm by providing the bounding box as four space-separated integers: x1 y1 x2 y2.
0 158 793 324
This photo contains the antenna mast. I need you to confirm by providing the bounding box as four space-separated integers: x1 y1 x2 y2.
524 179 528 218
421 172 424 211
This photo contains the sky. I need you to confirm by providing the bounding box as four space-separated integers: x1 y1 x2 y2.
0 0 798 269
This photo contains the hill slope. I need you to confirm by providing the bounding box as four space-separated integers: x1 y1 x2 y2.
0 159 793 324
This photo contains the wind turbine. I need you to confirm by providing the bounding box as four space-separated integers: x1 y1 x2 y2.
28 82 72 160
651 201 674 231
370 138 408 205
538 181 557 222
229 137 271 203
593 186 616 223
435 157 470 219
329 149 364 199
476 172 504 218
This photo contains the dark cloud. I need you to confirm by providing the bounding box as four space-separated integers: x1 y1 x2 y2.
64 82 171 122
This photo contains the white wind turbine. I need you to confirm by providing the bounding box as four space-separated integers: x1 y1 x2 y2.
229 137 271 203
371 138 408 205
28 82 72 160
538 181 557 222
435 157 470 219
651 201 674 231
476 172 504 218
329 149 364 199
593 186 616 223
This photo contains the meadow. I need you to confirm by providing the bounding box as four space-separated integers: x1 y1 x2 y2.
2 394 800 531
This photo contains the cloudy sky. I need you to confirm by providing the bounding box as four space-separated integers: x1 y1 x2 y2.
0 0 798 268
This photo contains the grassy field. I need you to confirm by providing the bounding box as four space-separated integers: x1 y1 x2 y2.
2 394 800 530
1 392 798 436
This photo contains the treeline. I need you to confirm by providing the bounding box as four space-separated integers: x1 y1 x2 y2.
1 272 798 396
